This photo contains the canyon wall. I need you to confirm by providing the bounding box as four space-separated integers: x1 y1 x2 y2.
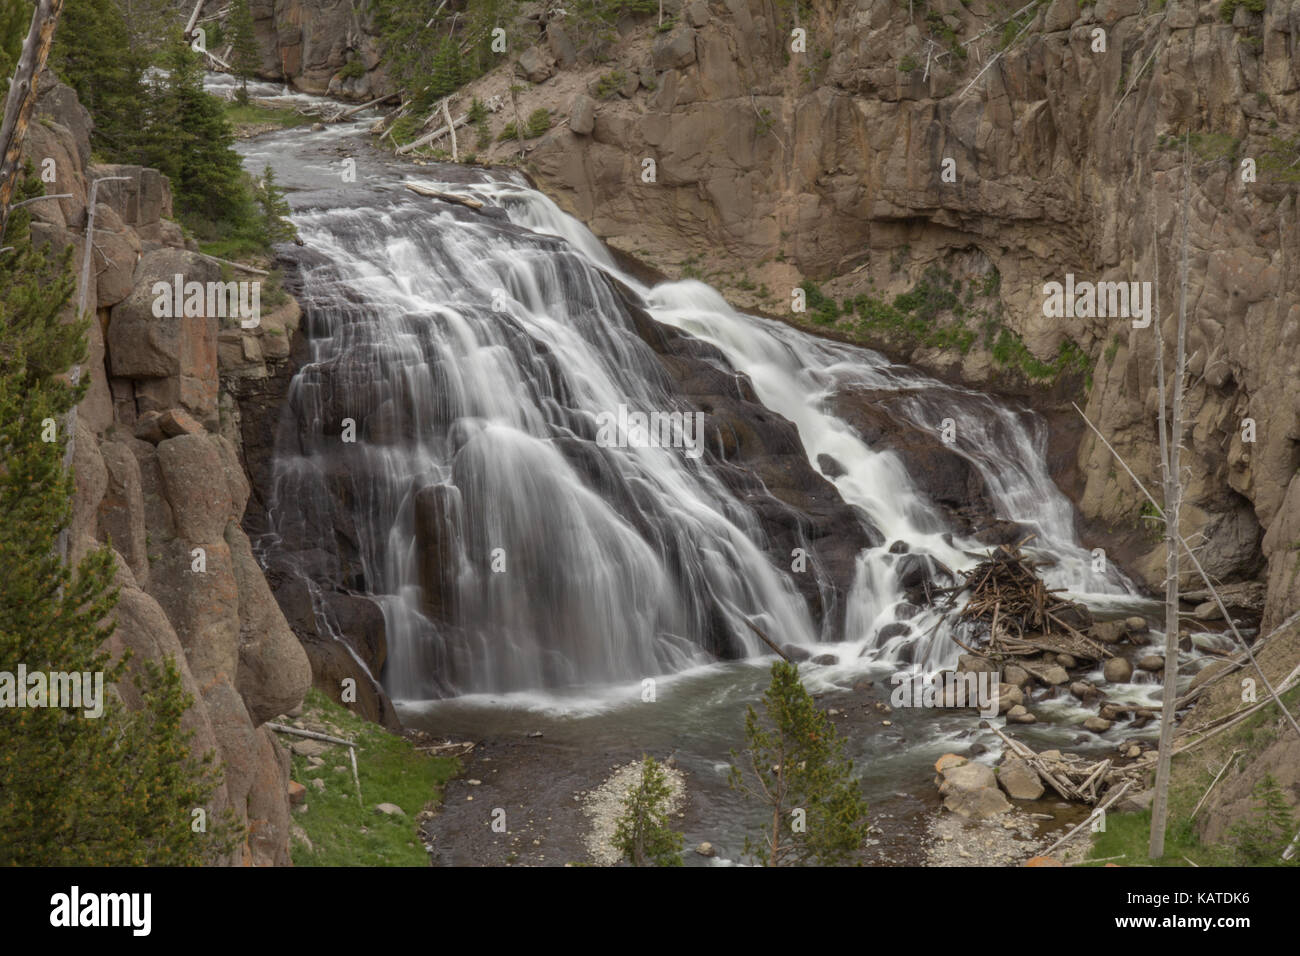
432 0 1300 630
28 73 311 865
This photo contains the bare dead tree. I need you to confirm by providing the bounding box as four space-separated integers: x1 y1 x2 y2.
0 0 66 233
1149 139 1191 860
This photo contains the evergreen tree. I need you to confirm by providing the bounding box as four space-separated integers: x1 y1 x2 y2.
0 172 240 865
427 36 463 103
0 0 27 83
729 661 871 866
612 755 683 866
256 164 297 245
140 40 249 226
49 0 149 159
1229 775 1300 866
228 0 259 105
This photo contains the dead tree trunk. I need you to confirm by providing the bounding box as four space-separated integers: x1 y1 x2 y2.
0 0 66 233
1149 140 1192 860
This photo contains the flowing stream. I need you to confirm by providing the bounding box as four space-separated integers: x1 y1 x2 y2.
229 83 1195 863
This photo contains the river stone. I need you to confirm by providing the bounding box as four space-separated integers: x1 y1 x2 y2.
1070 680 1099 701
1003 665 1030 687
1055 653 1078 669
1092 620 1127 644
958 654 995 673
1126 616 1149 634
997 683 1023 713
1103 657 1133 683
998 757 1044 800
935 753 967 773
1084 716 1113 733
939 760 997 794
810 653 838 665
1009 709 1037 724
944 786 1011 820
1194 601 1222 621
695 842 716 857
1040 665 1069 685
1138 654 1165 672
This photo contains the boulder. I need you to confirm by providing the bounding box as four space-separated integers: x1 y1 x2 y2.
570 94 596 136
652 26 697 71
1040 664 1069 685
1137 654 1165 673
517 47 554 83
1103 657 1133 683
1084 716 1113 733
998 757 1045 800
944 786 1011 820
1092 620 1127 644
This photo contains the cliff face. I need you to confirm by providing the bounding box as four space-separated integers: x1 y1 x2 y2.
419 0 1300 629
28 74 311 866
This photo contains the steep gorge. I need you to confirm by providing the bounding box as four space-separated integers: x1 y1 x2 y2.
242 0 1300 629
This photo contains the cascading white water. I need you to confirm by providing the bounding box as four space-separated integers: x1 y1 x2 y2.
261 161 1141 702
268 196 819 699
458 180 1140 672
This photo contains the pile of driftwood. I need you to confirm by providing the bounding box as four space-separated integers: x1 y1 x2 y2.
957 543 1073 634
991 724 1143 806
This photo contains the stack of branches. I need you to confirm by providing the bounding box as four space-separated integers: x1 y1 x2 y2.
952 541 1111 660
991 725 1145 806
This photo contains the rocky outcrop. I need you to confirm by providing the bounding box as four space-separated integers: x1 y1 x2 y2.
446 0 1300 630
26 72 310 865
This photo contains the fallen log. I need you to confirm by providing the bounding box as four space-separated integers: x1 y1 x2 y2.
329 92 400 122
403 182 484 209
395 109 470 154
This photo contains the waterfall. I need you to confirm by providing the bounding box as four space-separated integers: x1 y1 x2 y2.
261 169 1137 701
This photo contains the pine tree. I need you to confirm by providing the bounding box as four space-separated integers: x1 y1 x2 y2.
612 755 683 866
729 661 871 866
0 0 27 82
140 40 249 226
228 0 259 105
49 0 149 159
0 172 241 865
256 164 297 244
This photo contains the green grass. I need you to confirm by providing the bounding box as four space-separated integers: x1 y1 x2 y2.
223 101 314 131
287 689 459 866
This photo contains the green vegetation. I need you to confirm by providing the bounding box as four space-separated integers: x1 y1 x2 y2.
1219 0 1265 21
255 165 298 245
1258 134 1300 184
287 690 459 866
52 5 275 259
228 0 259 104
729 662 870 866
594 70 628 99
0 0 26 80
222 100 316 131
899 54 918 73
612 756 684 866
0 174 238 865
339 55 366 81
375 0 517 114
498 108 552 141
799 279 842 325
